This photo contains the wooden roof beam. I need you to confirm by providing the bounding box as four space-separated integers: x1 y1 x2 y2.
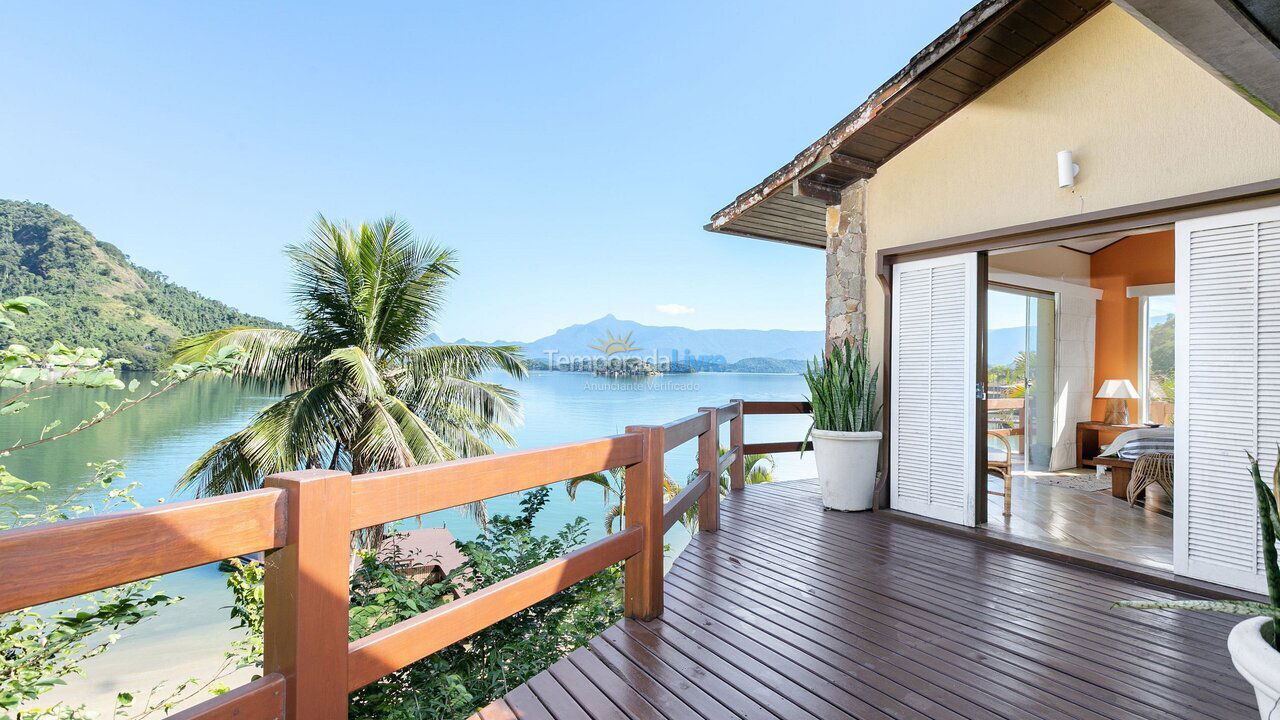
827 152 880 178
792 177 842 206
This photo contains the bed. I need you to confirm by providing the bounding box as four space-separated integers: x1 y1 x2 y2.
1094 427 1174 507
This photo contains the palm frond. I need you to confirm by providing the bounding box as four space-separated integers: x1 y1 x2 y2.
410 376 522 430
403 344 528 381
174 381 347 496
321 345 387 402
170 327 309 383
565 471 617 501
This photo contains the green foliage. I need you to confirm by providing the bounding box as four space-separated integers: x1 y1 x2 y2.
175 216 525 546
802 335 880 434
0 295 246 718
228 487 622 720
1148 314 1174 381
0 461 183 719
1116 451 1280 649
564 467 682 534
0 200 281 370
678 447 776 532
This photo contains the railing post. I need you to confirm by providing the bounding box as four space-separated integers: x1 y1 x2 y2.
623 425 664 620
696 407 720 532
264 469 352 720
729 399 745 491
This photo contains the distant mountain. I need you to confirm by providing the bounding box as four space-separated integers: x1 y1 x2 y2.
436 314 822 365
988 326 1028 366
726 357 808 374
0 200 282 368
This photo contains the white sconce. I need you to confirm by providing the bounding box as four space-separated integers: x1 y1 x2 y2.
1057 150 1080 188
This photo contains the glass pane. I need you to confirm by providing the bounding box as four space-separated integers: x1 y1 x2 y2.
987 287 1055 470
1145 295 1175 424
1025 294 1055 470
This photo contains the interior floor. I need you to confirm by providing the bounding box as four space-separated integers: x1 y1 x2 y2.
984 463 1172 570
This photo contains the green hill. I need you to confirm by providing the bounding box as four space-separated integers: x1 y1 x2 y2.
0 200 282 368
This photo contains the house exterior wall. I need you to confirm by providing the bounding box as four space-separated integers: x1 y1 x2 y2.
855 3 1280 372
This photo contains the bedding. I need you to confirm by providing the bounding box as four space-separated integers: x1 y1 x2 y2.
1098 427 1174 460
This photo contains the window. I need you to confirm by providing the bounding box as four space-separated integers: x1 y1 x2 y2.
1139 294 1175 424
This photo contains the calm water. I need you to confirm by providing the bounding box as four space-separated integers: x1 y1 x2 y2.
23 369 813 710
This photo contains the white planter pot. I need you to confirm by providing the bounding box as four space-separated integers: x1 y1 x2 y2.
1230 616 1280 719
811 429 882 511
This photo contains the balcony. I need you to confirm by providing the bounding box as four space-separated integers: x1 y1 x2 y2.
0 402 1254 720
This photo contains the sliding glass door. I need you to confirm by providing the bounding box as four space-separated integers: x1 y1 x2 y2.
987 286 1056 470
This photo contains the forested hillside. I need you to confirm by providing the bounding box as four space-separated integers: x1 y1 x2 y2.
0 200 281 368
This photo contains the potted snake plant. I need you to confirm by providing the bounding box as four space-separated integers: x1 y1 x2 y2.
1117 452 1280 719
802 335 881 511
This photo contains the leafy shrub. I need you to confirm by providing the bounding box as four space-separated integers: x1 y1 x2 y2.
229 486 621 720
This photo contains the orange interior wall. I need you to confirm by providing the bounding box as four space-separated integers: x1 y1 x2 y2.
1089 230 1175 421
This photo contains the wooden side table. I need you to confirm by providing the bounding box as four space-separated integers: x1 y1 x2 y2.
1077 421 1145 500
1075 421 1143 468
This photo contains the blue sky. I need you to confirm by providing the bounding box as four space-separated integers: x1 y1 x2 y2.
1 1 975 341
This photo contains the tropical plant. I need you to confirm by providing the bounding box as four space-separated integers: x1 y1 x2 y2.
1117 451 1280 649
564 466 682 534
172 216 526 535
677 447 777 532
731 448 776 488
693 446 775 494
802 335 880 435
226 487 621 720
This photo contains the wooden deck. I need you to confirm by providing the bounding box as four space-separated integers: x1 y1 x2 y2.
477 479 1255 720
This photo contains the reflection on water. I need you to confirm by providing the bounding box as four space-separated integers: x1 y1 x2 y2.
25 369 812 711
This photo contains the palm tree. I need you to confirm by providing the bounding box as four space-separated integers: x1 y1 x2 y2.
564 467 682 534
675 448 775 532
172 215 526 535
569 449 777 535
716 446 775 492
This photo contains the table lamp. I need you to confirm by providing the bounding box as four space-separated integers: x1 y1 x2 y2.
1096 379 1139 425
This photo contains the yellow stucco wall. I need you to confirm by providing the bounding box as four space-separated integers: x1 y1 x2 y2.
862 3 1280 364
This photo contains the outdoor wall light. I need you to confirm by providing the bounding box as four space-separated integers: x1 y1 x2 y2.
1057 150 1080 188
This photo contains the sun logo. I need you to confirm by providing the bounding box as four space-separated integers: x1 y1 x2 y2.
590 330 639 356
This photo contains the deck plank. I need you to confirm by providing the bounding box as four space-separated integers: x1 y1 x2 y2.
473 480 1257 719
717 493 1247 700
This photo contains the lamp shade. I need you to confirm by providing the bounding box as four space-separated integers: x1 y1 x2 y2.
1096 378 1139 400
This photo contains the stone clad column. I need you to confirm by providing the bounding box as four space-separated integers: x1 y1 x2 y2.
825 179 868 350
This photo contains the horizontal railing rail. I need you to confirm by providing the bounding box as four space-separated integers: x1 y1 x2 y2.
166 673 286 720
663 471 710 532
741 400 813 456
347 526 643 690
0 397 822 719
348 434 645 530
0 488 287 614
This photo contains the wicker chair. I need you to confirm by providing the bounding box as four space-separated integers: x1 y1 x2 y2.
987 431 1013 517
1127 452 1174 507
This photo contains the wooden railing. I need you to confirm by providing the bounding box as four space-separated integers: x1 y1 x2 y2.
0 398 814 719
741 400 814 459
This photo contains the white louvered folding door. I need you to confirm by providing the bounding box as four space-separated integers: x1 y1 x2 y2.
890 253 979 526
1176 206 1280 592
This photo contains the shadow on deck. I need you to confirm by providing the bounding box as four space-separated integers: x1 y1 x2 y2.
475 479 1253 720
